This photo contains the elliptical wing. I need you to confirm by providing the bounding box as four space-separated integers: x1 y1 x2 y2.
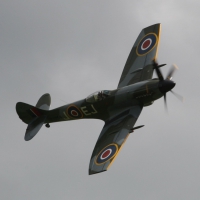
118 23 161 88
89 105 143 175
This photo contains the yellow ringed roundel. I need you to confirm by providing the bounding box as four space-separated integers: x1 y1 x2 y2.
136 33 158 56
95 143 118 165
66 105 83 119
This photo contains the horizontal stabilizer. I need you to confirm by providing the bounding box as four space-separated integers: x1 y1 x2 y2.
36 93 51 110
25 115 46 141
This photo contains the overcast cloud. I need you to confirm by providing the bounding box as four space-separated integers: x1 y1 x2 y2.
1 0 200 199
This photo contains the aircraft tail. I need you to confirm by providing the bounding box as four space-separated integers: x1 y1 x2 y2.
16 93 51 141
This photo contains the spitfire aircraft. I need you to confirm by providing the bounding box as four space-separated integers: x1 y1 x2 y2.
16 23 180 175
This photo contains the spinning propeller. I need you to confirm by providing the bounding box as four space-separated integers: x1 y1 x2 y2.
153 60 183 110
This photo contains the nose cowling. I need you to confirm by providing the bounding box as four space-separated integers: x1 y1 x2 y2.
159 80 176 94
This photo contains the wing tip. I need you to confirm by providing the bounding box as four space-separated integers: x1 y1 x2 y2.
144 23 161 29
89 170 107 175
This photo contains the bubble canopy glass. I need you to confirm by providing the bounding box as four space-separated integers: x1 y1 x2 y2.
86 90 111 103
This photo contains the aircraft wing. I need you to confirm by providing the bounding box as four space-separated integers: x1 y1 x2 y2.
118 23 161 88
89 105 143 175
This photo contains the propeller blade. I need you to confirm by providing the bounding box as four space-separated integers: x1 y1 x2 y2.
170 90 184 102
152 59 164 81
166 64 178 80
157 64 166 68
164 93 168 112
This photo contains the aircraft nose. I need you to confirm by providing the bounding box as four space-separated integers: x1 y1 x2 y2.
159 80 176 94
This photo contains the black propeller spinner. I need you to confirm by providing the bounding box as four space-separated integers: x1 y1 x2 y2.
153 60 182 110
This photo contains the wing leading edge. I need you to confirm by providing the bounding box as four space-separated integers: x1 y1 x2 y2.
89 105 143 175
118 23 161 88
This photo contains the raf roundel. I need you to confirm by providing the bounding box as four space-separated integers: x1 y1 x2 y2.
67 105 83 119
96 144 118 165
136 33 157 56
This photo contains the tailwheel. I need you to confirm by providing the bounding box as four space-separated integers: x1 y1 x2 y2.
45 123 50 128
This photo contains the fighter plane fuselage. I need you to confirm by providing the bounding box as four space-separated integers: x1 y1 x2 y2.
46 79 165 124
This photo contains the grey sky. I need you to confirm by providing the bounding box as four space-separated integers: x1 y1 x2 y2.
1 0 200 199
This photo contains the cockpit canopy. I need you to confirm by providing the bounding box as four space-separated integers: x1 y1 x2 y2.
86 90 111 103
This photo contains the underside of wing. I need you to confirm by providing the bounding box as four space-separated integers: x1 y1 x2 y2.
89 105 143 175
118 23 161 88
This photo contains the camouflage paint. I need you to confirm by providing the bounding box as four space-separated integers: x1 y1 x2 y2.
16 24 174 175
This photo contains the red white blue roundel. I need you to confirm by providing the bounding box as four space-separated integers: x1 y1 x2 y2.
96 144 118 165
67 105 83 119
136 33 157 56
